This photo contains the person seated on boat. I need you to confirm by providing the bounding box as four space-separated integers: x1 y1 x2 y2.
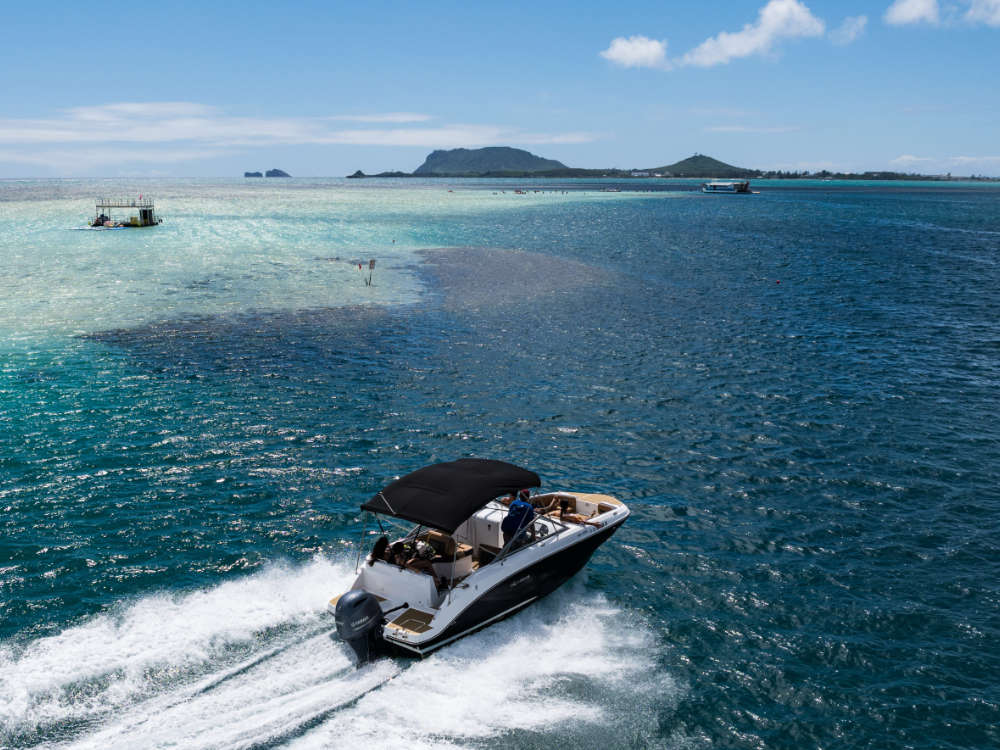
389 540 441 586
501 492 536 548
556 497 601 527
499 488 533 505
387 540 421 566
368 535 389 566
531 494 561 515
388 541 408 566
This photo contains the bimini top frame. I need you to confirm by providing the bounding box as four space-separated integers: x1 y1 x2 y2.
96 197 156 209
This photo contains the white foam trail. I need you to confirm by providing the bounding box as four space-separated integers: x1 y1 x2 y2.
288 583 676 750
3 560 677 749
56 641 398 750
0 556 358 743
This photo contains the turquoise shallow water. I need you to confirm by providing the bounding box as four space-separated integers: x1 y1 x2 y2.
1 177 999 749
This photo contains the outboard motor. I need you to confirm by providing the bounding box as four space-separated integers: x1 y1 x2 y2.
334 590 386 666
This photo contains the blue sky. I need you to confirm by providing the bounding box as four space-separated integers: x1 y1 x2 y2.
1 0 997 177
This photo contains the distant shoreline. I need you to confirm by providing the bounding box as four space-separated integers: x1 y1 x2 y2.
347 149 998 182
347 170 999 182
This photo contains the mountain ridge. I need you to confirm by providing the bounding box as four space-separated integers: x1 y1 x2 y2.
648 154 753 178
413 147 567 175
346 149 997 181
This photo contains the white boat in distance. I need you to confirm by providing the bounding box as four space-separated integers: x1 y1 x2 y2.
701 180 753 194
332 459 629 664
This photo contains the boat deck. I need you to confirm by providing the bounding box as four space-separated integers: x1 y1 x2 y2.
386 608 435 635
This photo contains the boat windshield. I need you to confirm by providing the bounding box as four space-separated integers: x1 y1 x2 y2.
493 511 569 562
355 503 572 586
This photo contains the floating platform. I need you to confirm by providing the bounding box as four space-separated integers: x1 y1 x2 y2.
90 197 162 227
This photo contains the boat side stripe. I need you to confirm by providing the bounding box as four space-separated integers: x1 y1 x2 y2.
385 596 538 656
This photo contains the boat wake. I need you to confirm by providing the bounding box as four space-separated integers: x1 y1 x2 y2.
1 556 678 749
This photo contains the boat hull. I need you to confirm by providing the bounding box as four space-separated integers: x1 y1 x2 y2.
383 519 625 657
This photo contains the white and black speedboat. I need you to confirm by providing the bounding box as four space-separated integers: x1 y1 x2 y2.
331 459 629 664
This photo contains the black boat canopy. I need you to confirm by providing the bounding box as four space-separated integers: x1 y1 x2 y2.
361 459 540 533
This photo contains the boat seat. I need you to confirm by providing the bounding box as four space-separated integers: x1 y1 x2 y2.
433 554 473 579
426 530 473 558
478 544 501 565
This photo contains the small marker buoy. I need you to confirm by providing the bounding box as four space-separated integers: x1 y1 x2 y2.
776 280 781 284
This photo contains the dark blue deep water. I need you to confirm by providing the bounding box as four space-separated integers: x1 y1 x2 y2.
1 179 998 749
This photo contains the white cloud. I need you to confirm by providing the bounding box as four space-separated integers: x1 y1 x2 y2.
0 147 229 169
952 155 1000 164
679 0 825 67
600 35 670 69
601 0 996 74
891 154 935 165
884 0 940 25
965 0 1000 25
769 159 837 171
885 0 1000 27
68 102 219 121
890 153 1000 174
0 103 593 154
326 113 433 123
689 107 760 118
830 15 869 44
305 125 593 147
705 125 799 133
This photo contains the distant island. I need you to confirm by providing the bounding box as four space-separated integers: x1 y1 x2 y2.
245 169 292 178
649 154 751 178
347 149 997 181
415 147 566 175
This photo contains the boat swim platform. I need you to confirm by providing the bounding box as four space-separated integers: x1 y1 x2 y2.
386 608 434 635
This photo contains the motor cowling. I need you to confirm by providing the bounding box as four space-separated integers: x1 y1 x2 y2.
334 590 384 665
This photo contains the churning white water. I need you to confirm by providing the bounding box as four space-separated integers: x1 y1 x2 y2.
1 556 678 749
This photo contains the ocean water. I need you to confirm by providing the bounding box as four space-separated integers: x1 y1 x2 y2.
1 177 998 749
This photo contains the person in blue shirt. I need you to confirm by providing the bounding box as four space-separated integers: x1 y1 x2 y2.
501 489 536 547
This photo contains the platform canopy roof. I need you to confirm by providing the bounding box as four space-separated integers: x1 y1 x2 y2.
361 459 540 533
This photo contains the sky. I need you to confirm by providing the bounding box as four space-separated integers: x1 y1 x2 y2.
0 0 998 177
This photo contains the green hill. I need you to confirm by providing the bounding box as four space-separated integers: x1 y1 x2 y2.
354 149 765 180
413 147 567 175
649 154 755 178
